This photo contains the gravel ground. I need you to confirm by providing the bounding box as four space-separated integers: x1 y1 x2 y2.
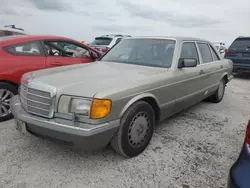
1 74 250 188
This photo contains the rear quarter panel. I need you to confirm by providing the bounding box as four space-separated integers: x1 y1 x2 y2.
221 58 233 81
0 48 46 84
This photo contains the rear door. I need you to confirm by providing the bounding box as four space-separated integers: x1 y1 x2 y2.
42 40 94 68
197 42 223 93
225 37 250 69
1 41 46 84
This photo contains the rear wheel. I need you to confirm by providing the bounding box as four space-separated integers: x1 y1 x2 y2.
110 101 155 158
209 79 225 103
0 83 18 122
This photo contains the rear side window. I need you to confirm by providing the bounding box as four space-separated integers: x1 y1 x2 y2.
0 30 25 37
4 41 43 56
90 37 112 45
12 32 26 35
0 30 6 37
180 42 200 64
0 30 13 37
230 38 250 49
197 43 213 63
209 45 220 61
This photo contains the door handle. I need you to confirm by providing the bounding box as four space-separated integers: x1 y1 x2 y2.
51 62 63 66
220 65 223 69
200 70 204 74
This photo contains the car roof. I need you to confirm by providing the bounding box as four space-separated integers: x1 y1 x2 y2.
97 34 131 39
237 36 250 38
0 35 74 44
125 36 211 43
0 35 77 44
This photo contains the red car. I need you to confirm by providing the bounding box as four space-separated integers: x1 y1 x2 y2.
0 35 101 122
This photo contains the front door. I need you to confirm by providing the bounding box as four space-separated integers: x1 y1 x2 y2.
42 40 94 68
173 42 206 113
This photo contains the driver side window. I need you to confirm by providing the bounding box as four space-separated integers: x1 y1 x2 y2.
180 42 200 64
44 41 90 58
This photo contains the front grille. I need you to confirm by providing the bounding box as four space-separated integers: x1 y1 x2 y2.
20 84 54 118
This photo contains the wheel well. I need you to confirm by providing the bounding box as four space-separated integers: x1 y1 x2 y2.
0 80 18 89
140 97 161 122
223 75 229 84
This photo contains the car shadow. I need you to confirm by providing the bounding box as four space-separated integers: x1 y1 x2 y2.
30 102 206 161
155 102 205 129
34 137 126 162
18 100 219 163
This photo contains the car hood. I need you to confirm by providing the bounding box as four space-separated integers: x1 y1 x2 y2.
30 61 168 98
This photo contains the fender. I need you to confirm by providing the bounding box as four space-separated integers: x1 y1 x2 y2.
119 93 160 118
0 74 19 85
221 72 229 83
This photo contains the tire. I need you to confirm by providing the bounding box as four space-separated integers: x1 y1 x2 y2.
0 82 18 122
209 79 225 103
110 101 155 158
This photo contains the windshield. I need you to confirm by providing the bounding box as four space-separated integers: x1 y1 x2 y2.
90 37 112 45
230 38 250 49
100 38 176 68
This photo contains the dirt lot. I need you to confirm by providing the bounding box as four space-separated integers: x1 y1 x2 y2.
0 75 250 188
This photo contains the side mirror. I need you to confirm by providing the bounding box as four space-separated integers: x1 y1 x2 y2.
90 51 98 59
178 58 197 68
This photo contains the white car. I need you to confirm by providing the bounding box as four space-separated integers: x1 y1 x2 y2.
89 34 131 53
214 42 227 53
0 25 27 37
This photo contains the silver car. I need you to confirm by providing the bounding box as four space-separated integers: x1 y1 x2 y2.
11 37 233 158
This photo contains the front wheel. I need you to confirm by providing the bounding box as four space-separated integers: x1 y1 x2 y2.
110 101 155 158
0 83 18 122
209 79 225 103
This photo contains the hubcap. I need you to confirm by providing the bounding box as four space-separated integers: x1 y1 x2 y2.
128 112 149 148
0 89 14 118
218 80 224 99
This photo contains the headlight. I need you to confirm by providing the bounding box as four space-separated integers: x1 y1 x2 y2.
58 95 111 119
70 98 92 116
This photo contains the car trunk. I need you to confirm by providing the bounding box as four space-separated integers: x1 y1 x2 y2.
226 38 250 66
89 37 112 51
89 45 107 52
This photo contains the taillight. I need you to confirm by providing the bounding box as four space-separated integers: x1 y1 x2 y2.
245 120 250 145
225 50 239 55
225 50 233 55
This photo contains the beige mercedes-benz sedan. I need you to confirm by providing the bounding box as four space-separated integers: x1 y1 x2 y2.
11 37 233 158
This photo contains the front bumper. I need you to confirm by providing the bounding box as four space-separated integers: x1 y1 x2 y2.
10 95 119 150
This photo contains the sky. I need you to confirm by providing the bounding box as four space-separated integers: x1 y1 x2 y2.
0 0 249 46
